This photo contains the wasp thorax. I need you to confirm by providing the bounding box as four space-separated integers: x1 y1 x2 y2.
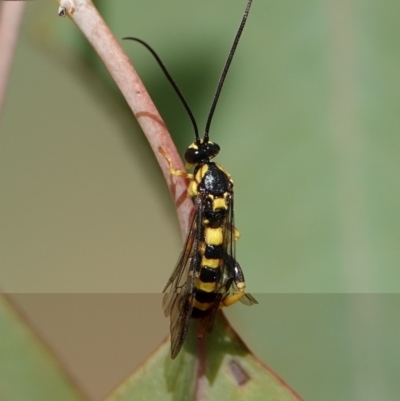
184 141 220 164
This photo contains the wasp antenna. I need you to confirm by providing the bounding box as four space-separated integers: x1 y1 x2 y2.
203 0 253 143
123 37 200 144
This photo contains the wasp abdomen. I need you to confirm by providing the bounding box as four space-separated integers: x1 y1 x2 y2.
190 161 234 318
204 244 224 259
199 266 222 282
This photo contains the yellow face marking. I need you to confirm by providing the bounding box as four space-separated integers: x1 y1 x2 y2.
205 227 223 246
188 142 199 150
200 257 219 268
195 279 217 292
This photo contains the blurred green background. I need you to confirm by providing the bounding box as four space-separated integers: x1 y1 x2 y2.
1 0 400 400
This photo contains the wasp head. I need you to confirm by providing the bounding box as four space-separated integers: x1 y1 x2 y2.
184 140 220 165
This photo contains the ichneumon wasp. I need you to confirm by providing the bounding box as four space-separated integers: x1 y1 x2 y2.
124 0 257 359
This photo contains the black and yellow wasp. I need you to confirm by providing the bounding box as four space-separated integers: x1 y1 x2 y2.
125 0 257 359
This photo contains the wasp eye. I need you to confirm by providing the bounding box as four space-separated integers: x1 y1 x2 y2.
184 147 200 164
206 142 220 158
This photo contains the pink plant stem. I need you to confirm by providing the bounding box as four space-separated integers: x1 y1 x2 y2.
59 0 193 238
0 1 25 117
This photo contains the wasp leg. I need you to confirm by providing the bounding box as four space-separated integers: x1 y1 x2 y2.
225 222 240 241
159 147 193 179
223 291 245 306
232 226 240 241
221 253 246 307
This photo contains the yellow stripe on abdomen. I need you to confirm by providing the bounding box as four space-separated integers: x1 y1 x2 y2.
193 299 212 311
200 256 219 268
194 278 217 293
204 227 223 246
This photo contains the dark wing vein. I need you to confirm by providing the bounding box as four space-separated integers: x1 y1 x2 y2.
162 213 196 316
162 197 203 358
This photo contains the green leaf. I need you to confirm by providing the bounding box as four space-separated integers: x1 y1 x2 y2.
105 313 302 401
0 296 88 401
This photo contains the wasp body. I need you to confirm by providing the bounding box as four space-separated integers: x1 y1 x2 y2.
161 139 257 359
125 0 256 359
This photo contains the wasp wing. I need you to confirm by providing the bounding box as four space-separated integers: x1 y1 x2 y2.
198 293 223 337
162 198 203 359
162 214 196 317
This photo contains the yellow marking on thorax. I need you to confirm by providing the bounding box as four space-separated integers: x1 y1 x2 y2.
188 180 198 199
213 197 227 211
188 164 209 199
195 164 209 182
205 227 223 246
